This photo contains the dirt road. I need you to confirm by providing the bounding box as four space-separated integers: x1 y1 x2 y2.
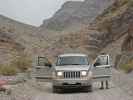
33 82 132 100
1 69 133 100
31 69 133 100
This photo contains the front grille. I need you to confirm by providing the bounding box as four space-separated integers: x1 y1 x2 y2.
63 71 80 78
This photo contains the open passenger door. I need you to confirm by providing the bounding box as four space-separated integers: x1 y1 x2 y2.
92 54 112 82
33 56 52 80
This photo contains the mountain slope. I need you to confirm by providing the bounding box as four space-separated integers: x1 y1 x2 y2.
0 15 36 35
36 0 115 52
0 32 24 64
0 15 38 47
0 15 39 63
44 0 133 62
92 0 133 52
40 1 82 31
40 0 114 32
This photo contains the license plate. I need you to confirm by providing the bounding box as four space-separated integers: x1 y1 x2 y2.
68 82 76 85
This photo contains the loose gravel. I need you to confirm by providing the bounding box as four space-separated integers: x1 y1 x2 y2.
0 69 133 100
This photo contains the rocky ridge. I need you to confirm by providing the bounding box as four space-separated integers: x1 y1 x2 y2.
44 0 133 63
40 0 115 32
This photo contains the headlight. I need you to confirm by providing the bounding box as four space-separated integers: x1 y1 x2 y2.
81 71 87 76
57 71 63 76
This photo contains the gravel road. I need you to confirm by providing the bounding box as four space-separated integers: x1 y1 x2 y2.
33 82 133 100
1 69 133 100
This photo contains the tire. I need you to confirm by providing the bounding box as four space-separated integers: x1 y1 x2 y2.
88 85 93 92
83 85 93 92
53 86 62 93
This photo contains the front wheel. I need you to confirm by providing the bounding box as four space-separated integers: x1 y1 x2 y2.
53 86 62 93
83 85 93 92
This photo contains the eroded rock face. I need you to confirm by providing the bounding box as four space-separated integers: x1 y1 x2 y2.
122 26 133 52
40 0 114 31
91 0 133 67
122 34 133 52
115 52 133 69
85 0 133 54
42 0 133 63
0 32 25 64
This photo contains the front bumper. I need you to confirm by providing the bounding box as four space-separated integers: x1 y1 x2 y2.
53 78 92 88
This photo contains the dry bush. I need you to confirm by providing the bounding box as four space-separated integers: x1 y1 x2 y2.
11 55 32 72
0 64 17 76
120 60 133 73
0 54 32 76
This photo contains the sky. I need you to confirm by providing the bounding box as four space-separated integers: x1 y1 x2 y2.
0 0 84 26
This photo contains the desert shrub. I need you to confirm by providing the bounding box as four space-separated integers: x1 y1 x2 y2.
11 55 32 72
11 56 32 72
0 55 32 75
0 64 17 76
120 60 133 73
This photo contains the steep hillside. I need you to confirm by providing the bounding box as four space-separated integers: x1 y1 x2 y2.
0 0 132 66
88 0 133 64
36 0 115 52
42 27 100 61
40 0 114 32
90 0 133 61
0 15 39 63
0 15 52 50
0 32 24 64
40 1 82 31
0 15 38 45
44 0 133 63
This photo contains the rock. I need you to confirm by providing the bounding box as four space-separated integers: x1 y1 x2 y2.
40 0 115 31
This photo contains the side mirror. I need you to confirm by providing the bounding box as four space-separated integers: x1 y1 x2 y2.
94 62 100 67
45 63 52 68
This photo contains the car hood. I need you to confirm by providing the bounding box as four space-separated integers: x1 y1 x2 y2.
54 65 90 71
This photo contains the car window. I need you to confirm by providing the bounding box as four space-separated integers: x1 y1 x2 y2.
57 56 89 66
95 55 108 66
37 57 49 66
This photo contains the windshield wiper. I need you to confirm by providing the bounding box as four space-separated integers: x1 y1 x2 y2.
58 64 86 66
70 64 81 65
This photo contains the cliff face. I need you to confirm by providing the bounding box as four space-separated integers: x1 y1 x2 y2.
94 0 133 57
40 1 82 31
40 0 114 32
0 15 38 64
44 0 133 63
95 0 133 50
122 28 133 52
0 32 24 64
0 15 39 48
86 0 133 64
0 15 36 35
0 0 133 65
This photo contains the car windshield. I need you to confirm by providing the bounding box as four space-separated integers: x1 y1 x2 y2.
57 56 89 66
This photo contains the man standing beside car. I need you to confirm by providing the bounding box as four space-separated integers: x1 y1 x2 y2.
93 53 110 89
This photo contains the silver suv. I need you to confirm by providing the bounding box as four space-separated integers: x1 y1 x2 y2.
52 53 93 93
